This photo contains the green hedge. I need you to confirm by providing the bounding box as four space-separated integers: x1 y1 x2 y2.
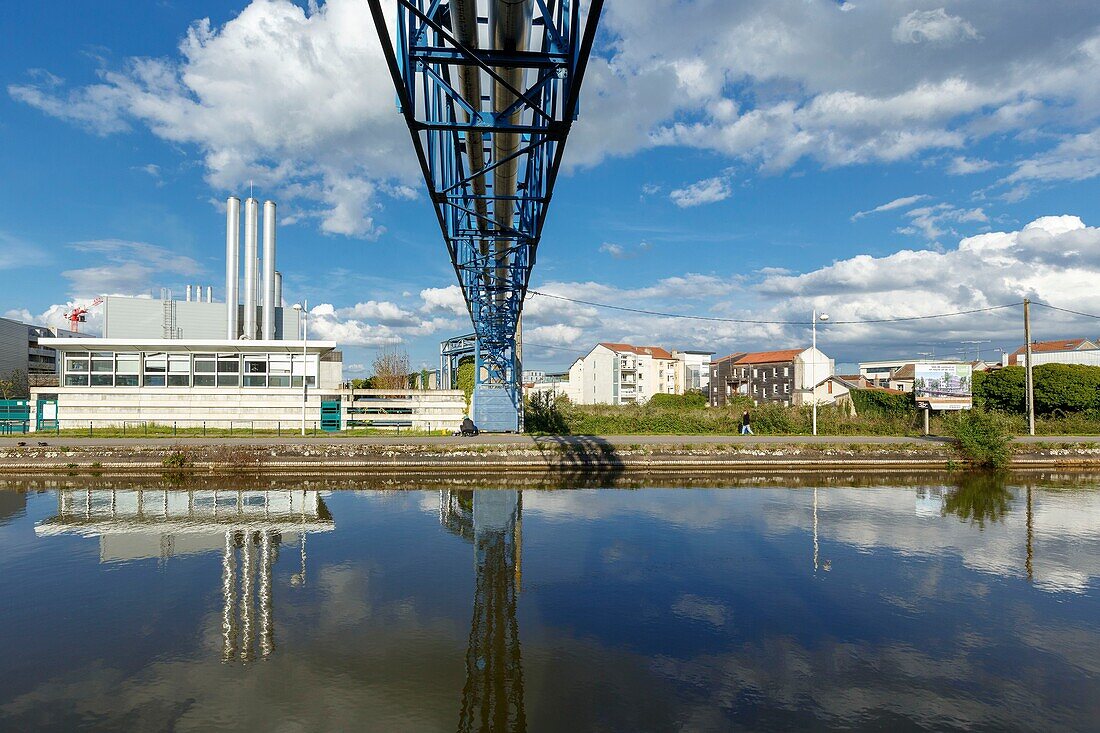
850 388 914 415
975 364 1100 415
648 391 708 408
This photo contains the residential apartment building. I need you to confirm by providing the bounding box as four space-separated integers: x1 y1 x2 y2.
1009 338 1100 367
709 347 834 407
568 343 680 405
672 350 714 394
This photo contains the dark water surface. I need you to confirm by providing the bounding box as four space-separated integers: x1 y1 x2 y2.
2 474 1099 732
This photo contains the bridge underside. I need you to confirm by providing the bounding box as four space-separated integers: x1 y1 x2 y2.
369 0 603 431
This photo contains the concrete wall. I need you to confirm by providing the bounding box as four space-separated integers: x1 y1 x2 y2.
1024 349 1100 367
343 389 466 431
32 387 329 430
0 317 28 378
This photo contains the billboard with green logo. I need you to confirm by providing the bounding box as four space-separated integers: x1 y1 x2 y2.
914 363 972 410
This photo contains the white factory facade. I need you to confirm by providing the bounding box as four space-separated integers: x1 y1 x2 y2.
24 196 466 433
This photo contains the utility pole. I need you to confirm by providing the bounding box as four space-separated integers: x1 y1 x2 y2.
1023 299 1035 436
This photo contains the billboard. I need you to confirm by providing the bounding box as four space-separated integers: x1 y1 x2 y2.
914 362 972 410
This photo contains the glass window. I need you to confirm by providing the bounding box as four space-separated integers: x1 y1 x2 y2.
90 374 113 386
268 375 290 387
144 353 167 373
244 375 267 387
66 359 89 372
116 354 139 374
91 352 112 358
217 356 240 373
144 375 166 387
115 375 139 387
194 359 216 373
245 358 267 374
217 375 239 387
169 355 191 373
194 374 215 387
91 359 113 373
65 374 89 386
168 374 190 387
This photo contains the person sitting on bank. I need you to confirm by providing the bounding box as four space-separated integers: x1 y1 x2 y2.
460 417 479 436
740 410 754 435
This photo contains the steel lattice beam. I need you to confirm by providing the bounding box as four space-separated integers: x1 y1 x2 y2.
369 0 604 431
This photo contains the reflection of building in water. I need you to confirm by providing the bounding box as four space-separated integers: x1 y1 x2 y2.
915 487 946 517
36 489 333 662
441 490 526 733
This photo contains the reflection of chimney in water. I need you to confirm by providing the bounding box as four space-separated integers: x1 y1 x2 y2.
240 533 254 662
222 530 238 662
259 531 275 657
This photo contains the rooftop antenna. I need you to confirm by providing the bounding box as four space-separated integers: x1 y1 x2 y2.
960 339 991 361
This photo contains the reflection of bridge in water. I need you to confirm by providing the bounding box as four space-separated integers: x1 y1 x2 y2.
441 489 526 733
35 489 334 663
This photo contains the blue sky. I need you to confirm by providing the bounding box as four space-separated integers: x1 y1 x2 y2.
3 0 1100 374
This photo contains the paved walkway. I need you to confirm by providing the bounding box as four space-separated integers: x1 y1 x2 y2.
4 434 1095 448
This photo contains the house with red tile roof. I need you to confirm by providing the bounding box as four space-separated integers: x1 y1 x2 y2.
567 342 686 404
709 347 834 407
1008 337 1099 366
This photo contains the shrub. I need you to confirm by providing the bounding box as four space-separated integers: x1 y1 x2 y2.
648 391 708 409
973 367 1026 413
1033 363 1100 414
945 410 1012 469
850 388 914 416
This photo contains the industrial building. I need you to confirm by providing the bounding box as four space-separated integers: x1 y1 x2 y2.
23 195 469 433
0 317 80 383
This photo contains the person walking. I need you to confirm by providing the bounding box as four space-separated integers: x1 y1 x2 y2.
740 410 753 435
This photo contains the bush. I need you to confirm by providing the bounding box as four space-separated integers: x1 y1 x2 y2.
973 368 1025 412
975 364 1100 415
945 410 1012 469
1033 363 1100 414
648 391 708 408
850 388 914 415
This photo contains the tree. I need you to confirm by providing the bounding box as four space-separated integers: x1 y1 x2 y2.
456 356 475 408
349 377 373 390
0 369 29 400
420 368 430 390
371 347 410 390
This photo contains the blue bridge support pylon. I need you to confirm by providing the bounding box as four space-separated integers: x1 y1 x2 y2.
368 0 604 431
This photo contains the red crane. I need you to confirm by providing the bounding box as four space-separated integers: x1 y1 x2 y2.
65 297 103 334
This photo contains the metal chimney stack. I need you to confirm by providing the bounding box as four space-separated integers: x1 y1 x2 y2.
206 285 213 303
186 284 192 302
225 197 241 339
262 200 277 340
242 197 260 339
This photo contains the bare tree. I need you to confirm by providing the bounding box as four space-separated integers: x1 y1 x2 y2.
371 346 410 390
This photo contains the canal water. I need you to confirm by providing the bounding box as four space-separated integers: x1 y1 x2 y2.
1 474 1099 731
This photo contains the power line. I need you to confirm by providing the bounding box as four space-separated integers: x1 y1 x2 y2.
523 341 589 354
527 289 1024 325
1031 301 1100 320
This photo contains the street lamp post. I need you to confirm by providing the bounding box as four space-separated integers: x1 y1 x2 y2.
811 310 830 436
292 302 308 436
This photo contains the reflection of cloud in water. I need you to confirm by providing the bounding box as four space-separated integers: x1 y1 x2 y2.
672 594 728 627
526 485 1100 593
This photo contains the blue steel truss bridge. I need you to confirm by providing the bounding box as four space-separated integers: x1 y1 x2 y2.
368 0 604 431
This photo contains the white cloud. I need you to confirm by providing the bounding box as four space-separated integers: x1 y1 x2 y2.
9 0 414 238
669 176 732 207
567 1 1100 181
521 216 1100 366
851 194 930 220
599 241 652 259
947 156 996 175
1006 129 1100 184
892 8 979 45
62 239 204 297
418 285 467 316
898 203 987 241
